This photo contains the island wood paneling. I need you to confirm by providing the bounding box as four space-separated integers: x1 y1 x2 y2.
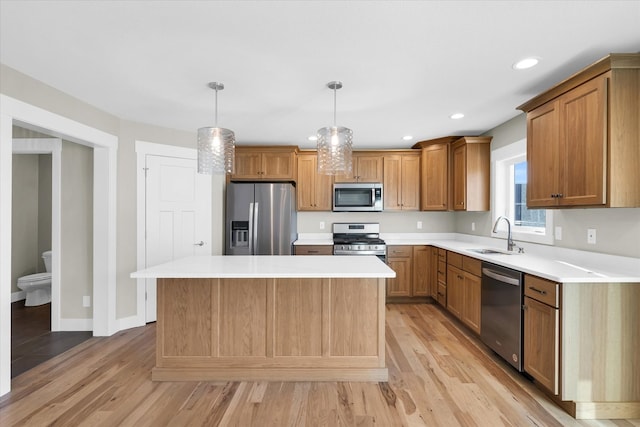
219 278 268 357
274 278 323 356
153 276 387 381
330 278 380 357
158 278 212 357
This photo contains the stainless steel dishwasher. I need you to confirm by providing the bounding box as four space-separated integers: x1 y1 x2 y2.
480 262 524 371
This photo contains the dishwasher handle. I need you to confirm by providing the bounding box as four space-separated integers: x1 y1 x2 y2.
482 268 521 286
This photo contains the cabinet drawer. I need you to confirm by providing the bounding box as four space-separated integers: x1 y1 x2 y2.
462 256 481 276
294 245 333 256
438 248 447 259
387 245 412 257
525 275 559 307
447 251 463 269
437 283 447 306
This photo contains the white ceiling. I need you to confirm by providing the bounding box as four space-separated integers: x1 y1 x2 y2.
1 1 639 149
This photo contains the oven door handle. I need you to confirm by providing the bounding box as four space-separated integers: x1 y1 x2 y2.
482 268 520 286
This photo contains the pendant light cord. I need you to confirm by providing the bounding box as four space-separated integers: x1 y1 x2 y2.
333 86 337 127
214 86 218 128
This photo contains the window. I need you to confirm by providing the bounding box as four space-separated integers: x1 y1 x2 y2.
492 139 553 245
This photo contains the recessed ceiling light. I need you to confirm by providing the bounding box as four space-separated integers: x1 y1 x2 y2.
450 113 464 120
308 135 318 141
402 135 413 141
513 57 540 70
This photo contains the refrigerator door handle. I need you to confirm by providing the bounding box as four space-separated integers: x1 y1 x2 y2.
248 202 254 254
253 202 259 253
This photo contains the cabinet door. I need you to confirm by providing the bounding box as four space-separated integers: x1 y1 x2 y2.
262 151 295 180
462 272 481 335
356 155 384 182
401 155 420 210
421 144 448 211
524 296 559 395
527 100 561 207
383 156 402 210
452 145 466 210
233 151 263 179
559 76 606 206
387 257 412 297
297 155 332 211
412 246 430 297
446 265 464 318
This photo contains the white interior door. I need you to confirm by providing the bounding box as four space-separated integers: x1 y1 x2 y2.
145 154 211 322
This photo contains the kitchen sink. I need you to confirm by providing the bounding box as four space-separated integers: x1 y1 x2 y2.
467 248 517 255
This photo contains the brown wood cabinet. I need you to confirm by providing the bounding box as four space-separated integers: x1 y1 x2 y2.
383 153 420 211
411 246 430 297
523 275 560 395
293 245 334 255
419 141 449 210
446 252 481 334
386 246 412 298
518 53 640 208
230 146 297 181
334 152 384 183
436 249 447 306
386 245 432 301
451 137 491 211
296 152 333 211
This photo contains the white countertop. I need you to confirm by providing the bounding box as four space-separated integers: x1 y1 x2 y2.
131 255 396 279
294 233 640 283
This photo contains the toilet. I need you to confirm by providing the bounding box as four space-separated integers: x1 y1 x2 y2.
17 251 52 306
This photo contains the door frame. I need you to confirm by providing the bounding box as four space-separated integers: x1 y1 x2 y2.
0 94 118 397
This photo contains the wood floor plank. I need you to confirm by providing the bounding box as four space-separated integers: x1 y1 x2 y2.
2 304 639 426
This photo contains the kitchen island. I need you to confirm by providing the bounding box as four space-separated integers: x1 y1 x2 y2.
131 255 395 382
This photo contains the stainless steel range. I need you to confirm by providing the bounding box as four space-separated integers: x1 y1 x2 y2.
333 223 386 261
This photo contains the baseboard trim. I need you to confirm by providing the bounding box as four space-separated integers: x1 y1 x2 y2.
116 314 145 332
58 318 93 331
11 291 26 303
152 367 389 382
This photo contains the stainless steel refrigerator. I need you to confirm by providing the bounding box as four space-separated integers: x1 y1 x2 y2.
225 182 297 255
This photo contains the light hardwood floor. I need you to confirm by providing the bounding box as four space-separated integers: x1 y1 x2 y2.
1 304 638 426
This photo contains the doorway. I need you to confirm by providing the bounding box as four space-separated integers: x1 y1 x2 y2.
0 94 118 397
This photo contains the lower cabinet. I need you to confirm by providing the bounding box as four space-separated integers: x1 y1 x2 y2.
294 245 334 256
523 274 560 395
446 252 481 334
386 246 413 298
436 249 447 306
386 245 432 301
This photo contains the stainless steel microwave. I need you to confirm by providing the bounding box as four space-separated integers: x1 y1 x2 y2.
333 183 383 212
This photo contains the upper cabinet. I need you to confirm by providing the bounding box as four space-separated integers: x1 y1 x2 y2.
412 136 490 212
296 151 333 211
230 146 297 181
451 136 491 211
419 139 450 211
383 152 420 211
334 152 384 183
518 53 640 208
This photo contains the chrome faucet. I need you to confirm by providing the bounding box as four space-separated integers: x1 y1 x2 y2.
493 216 516 252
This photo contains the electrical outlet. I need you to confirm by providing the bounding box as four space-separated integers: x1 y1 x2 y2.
555 226 562 241
587 228 597 244
319 221 325 230
417 221 423 229
83 296 91 308
471 222 476 231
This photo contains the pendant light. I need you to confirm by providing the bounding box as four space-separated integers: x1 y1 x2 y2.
317 81 353 175
197 82 235 175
